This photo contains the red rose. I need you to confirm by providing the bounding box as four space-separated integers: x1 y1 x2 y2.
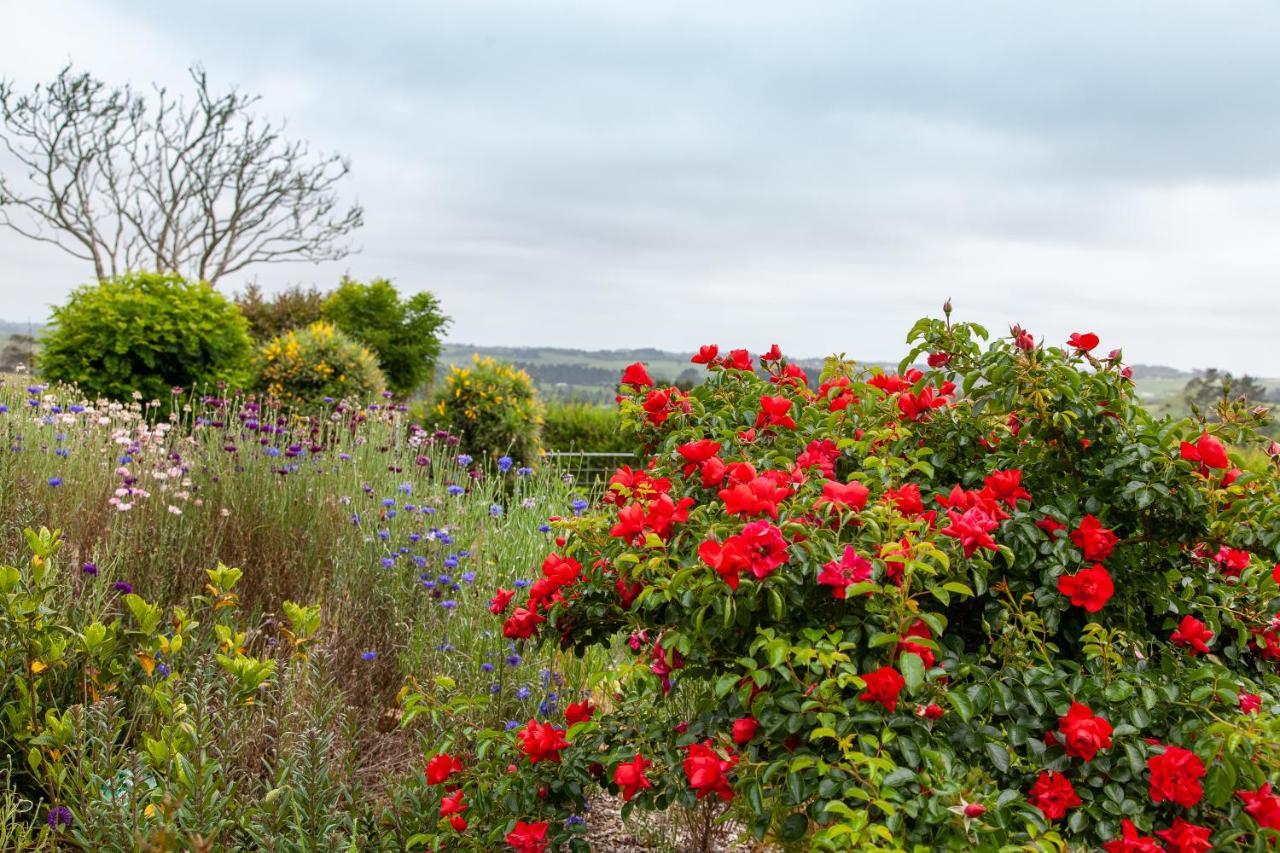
927 351 952 367
449 814 467 832
505 820 549 852
1057 564 1114 612
613 753 653 802
897 620 936 669
1156 818 1213 853
503 607 545 640
1148 745 1205 808
620 362 654 388
1056 702 1113 761
1102 819 1160 853
940 506 999 557
1238 783 1280 830
564 700 594 725
1170 615 1213 655
1027 770 1081 820
1240 692 1262 714
983 468 1032 507
816 546 872 599
439 788 467 818
858 666 906 712
425 753 463 785
683 740 737 801
1213 546 1251 577
489 587 515 614
726 349 754 372
731 716 759 744
1180 432 1229 470
1036 516 1067 537
691 344 719 364
815 479 870 512
1067 332 1100 352
917 703 945 719
1070 514 1119 561
516 720 569 765
755 395 796 430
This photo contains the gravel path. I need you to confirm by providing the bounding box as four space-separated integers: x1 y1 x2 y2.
584 796 762 852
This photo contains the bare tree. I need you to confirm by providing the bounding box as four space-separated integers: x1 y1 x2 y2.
0 66 363 285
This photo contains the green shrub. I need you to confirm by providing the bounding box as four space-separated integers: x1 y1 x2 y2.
234 282 326 342
38 272 251 400
253 321 385 408
426 355 542 464
542 401 631 452
322 277 450 397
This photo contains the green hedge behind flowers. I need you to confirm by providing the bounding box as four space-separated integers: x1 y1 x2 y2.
414 312 1280 851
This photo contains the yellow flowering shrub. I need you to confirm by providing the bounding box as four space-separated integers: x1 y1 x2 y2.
426 355 543 464
253 321 385 409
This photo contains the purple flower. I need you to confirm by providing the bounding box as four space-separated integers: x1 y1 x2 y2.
380 557 396 569
490 504 503 517
506 654 522 667
481 662 494 672
46 805 71 830
48 477 63 487
361 650 378 661
447 484 465 497
457 454 473 466
517 467 533 476
504 719 521 730
571 498 589 515
498 455 514 473
113 581 133 594
441 599 457 610
516 686 531 701
82 562 99 576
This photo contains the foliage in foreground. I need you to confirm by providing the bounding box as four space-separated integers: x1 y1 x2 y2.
424 317 1280 850
38 272 252 402
0 381 604 849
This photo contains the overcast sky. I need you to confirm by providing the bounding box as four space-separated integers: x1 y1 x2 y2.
2 1 1279 373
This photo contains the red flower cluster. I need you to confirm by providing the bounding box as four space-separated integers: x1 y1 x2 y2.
1028 770 1081 820
613 754 653 801
683 741 737 801
516 720 570 765
698 520 789 590
858 666 906 712
505 820 549 852
1053 702 1112 761
816 546 872 599
1147 745 1205 808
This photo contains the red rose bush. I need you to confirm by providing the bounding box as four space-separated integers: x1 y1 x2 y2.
407 312 1280 850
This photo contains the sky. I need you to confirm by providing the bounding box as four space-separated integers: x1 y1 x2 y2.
2 1 1279 373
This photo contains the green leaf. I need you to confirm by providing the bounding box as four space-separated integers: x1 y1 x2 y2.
899 652 926 694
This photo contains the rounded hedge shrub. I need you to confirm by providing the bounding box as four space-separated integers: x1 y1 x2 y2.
253 321 385 409
541 401 631 452
39 272 252 401
426 355 542 465
404 316 1280 851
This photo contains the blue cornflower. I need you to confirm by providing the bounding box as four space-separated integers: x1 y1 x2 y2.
413 556 428 568
409 532 422 543
48 477 63 487
377 529 390 541
382 498 396 508
264 447 281 457
399 482 412 495
538 698 557 717
441 599 457 610
566 815 585 827
362 650 378 661
458 550 472 558
457 454 473 466
156 662 171 679
491 683 501 694
405 503 417 513
438 532 453 545
506 654 522 667
0 405 7 414
380 557 396 569
82 562 98 576
69 405 85 413
538 524 551 533
515 686 531 701
447 485 465 497
113 581 133 594
482 662 494 672
438 574 453 585
350 513 362 526
571 498 589 515
386 509 397 519
55 448 69 458
46 806 71 830
504 720 521 730
422 506 437 515
517 467 533 476
490 504 503 517
461 571 476 583
443 556 459 570
497 455 513 472
513 579 530 589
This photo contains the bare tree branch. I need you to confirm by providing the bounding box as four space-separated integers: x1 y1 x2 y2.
0 65 363 286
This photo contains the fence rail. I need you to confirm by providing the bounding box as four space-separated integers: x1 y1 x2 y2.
543 451 637 482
